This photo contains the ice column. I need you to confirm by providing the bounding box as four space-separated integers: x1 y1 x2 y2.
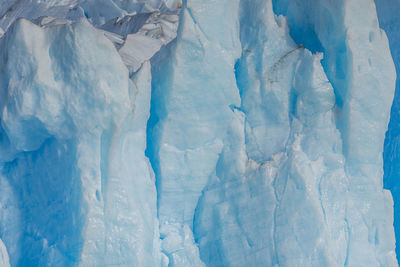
0 19 158 266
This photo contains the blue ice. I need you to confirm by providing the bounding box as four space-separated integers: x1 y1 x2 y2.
0 0 398 266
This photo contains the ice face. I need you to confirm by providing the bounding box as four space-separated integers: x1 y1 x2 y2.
0 18 159 266
146 0 242 264
0 0 398 266
375 0 400 263
194 0 396 265
273 2 397 266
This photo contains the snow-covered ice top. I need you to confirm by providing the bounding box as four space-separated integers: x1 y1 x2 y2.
0 0 179 74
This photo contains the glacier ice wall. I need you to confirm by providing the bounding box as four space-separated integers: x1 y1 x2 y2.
0 0 398 266
0 17 160 266
375 0 400 263
272 1 397 265
147 0 242 264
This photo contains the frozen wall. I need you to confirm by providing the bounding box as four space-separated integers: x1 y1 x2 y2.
0 18 159 266
0 0 397 266
375 0 400 263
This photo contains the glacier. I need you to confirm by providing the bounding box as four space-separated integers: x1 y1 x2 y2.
0 0 398 266
376 0 400 263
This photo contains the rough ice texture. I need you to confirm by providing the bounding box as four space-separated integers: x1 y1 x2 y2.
375 0 400 263
0 0 397 266
0 239 10 267
115 12 179 72
0 18 159 266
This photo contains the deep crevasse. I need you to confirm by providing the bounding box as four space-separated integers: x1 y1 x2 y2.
0 0 397 266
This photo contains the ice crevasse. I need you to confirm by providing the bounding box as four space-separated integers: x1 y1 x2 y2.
0 0 398 266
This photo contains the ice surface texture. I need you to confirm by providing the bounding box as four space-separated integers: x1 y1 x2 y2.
375 0 400 264
0 0 397 266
